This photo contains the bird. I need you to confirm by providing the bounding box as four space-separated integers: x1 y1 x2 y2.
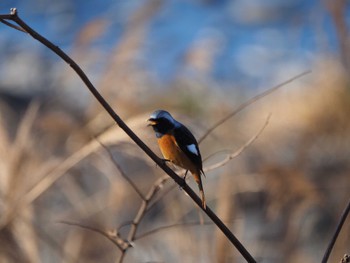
147 110 206 209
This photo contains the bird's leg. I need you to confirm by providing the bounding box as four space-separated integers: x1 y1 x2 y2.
183 170 189 181
178 170 188 190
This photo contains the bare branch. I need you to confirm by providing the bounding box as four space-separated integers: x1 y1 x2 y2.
138 117 268 222
0 10 256 263
116 175 168 262
135 221 215 240
126 176 168 241
117 221 134 233
322 198 350 263
0 18 27 32
146 115 271 215
198 71 311 144
96 138 146 200
204 113 271 172
146 181 174 213
202 149 232 163
58 221 127 252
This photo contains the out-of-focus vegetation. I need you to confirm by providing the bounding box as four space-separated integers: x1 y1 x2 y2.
0 1 349 263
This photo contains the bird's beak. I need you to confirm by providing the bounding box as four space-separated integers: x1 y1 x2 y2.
147 118 157 126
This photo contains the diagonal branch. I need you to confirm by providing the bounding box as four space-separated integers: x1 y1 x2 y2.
198 71 311 144
145 180 174 213
63 114 269 261
145 114 271 213
0 17 26 32
96 138 146 200
116 175 168 262
0 9 256 262
322 198 350 263
59 220 128 252
204 113 271 172
135 221 215 240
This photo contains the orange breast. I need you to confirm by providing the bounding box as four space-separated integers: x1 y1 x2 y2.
157 134 197 173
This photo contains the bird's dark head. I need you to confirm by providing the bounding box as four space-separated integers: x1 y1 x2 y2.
147 110 179 137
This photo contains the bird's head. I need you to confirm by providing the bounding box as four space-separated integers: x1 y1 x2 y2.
147 110 179 137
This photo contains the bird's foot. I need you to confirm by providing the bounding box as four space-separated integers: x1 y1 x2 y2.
183 170 189 181
179 170 188 190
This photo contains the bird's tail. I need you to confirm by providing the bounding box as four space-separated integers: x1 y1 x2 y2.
193 170 206 209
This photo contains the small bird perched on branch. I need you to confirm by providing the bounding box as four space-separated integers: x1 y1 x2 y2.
147 110 206 209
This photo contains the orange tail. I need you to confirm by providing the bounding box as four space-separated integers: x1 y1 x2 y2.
193 170 206 209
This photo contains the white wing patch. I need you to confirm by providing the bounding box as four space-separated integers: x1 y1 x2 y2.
187 144 199 156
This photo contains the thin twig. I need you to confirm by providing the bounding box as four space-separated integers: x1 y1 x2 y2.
96 138 146 200
0 17 26 32
116 175 169 262
145 114 270 215
146 179 174 213
0 9 256 263
58 114 271 262
322 198 350 263
59 220 127 251
135 221 215 240
198 71 311 144
203 149 231 163
117 221 134 233
204 114 271 172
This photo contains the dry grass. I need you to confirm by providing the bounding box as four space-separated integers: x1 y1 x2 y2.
0 2 350 263
0 64 348 263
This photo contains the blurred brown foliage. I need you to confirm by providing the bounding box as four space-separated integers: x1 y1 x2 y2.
0 1 350 263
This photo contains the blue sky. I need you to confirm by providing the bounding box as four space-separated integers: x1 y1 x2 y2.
0 0 347 94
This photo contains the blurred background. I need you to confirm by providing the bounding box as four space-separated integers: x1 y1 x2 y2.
0 0 349 262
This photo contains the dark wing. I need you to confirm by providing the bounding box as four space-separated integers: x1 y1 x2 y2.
173 125 203 171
